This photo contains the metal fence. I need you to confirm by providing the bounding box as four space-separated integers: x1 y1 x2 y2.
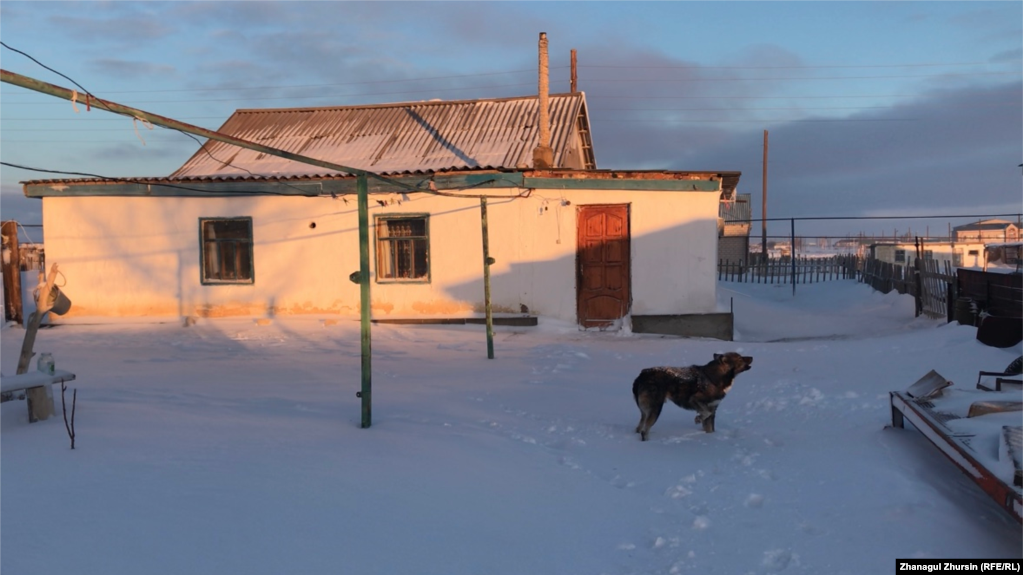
859 256 957 320
718 255 860 284
957 267 1023 319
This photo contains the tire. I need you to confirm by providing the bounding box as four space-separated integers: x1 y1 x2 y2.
1006 355 1023 375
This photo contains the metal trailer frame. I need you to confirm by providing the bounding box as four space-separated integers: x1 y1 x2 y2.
890 390 1022 523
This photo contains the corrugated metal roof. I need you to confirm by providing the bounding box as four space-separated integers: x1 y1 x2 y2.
171 93 594 179
720 193 751 221
953 219 1017 232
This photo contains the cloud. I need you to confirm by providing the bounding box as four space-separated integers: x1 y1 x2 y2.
89 59 176 78
991 48 1023 63
663 81 1023 236
48 12 174 45
83 141 198 174
1 184 42 225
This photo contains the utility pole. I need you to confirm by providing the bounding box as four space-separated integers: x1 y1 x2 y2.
761 130 768 264
0 68 397 429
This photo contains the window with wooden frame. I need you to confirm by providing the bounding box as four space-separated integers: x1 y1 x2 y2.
200 217 254 284
375 215 429 283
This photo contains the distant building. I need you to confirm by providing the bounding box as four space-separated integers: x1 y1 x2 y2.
718 193 751 266
952 219 1020 243
869 239 992 269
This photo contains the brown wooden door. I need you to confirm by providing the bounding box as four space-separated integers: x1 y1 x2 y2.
577 204 631 328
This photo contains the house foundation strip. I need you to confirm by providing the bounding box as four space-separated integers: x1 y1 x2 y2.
631 313 733 340
888 391 1022 523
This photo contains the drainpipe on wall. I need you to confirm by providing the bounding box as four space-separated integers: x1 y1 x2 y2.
533 32 554 169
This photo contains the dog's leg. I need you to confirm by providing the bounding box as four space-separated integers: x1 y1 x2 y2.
637 401 664 441
634 392 648 435
700 407 716 433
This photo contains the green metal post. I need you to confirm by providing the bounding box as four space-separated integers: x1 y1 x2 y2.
480 197 495 359
358 174 372 427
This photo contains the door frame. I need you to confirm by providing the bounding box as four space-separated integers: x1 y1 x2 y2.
575 203 632 328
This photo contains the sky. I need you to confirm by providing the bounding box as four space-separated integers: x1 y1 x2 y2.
1 1 1021 240
3 279 1021 574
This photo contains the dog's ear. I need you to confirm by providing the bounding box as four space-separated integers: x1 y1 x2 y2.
713 353 723 361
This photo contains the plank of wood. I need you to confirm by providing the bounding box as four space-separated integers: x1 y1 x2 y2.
16 263 59 375
1 370 77 394
1001 426 1022 487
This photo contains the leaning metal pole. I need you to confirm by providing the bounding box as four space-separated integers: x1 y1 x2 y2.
1 69 382 428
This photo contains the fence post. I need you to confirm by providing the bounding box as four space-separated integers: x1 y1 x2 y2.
1 221 22 325
915 258 924 317
791 219 796 295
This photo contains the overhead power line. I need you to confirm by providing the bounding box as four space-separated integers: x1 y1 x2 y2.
580 61 1011 70
1 59 1006 97
582 71 1019 83
3 100 1018 129
0 82 541 105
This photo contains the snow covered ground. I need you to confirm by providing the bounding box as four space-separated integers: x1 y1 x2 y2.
2 281 1020 575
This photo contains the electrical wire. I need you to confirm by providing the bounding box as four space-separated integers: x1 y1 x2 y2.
0 162 532 200
724 213 1023 223
6 99 1019 130
0 43 534 202
0 161 323 197
0 83 542 105
2 60 1007 98
581 60 1018 69
581 71 1020 83
0 68 566 96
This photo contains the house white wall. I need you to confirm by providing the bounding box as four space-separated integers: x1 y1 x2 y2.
872 241 988 268
41 188 720 324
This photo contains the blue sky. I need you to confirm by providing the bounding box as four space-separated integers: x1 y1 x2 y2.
1 1 1020 240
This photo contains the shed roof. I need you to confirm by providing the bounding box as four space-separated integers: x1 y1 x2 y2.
953 219 1018 232
720 193 751 222
171 93 595 179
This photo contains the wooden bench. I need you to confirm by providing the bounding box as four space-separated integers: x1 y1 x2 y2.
1 369 76 423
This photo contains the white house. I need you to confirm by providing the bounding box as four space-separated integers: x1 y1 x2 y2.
23 93 741 337
952 219 1020 243
870 240 991 269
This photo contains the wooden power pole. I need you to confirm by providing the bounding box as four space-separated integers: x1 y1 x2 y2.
762 130 768 263
1 221 22 324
